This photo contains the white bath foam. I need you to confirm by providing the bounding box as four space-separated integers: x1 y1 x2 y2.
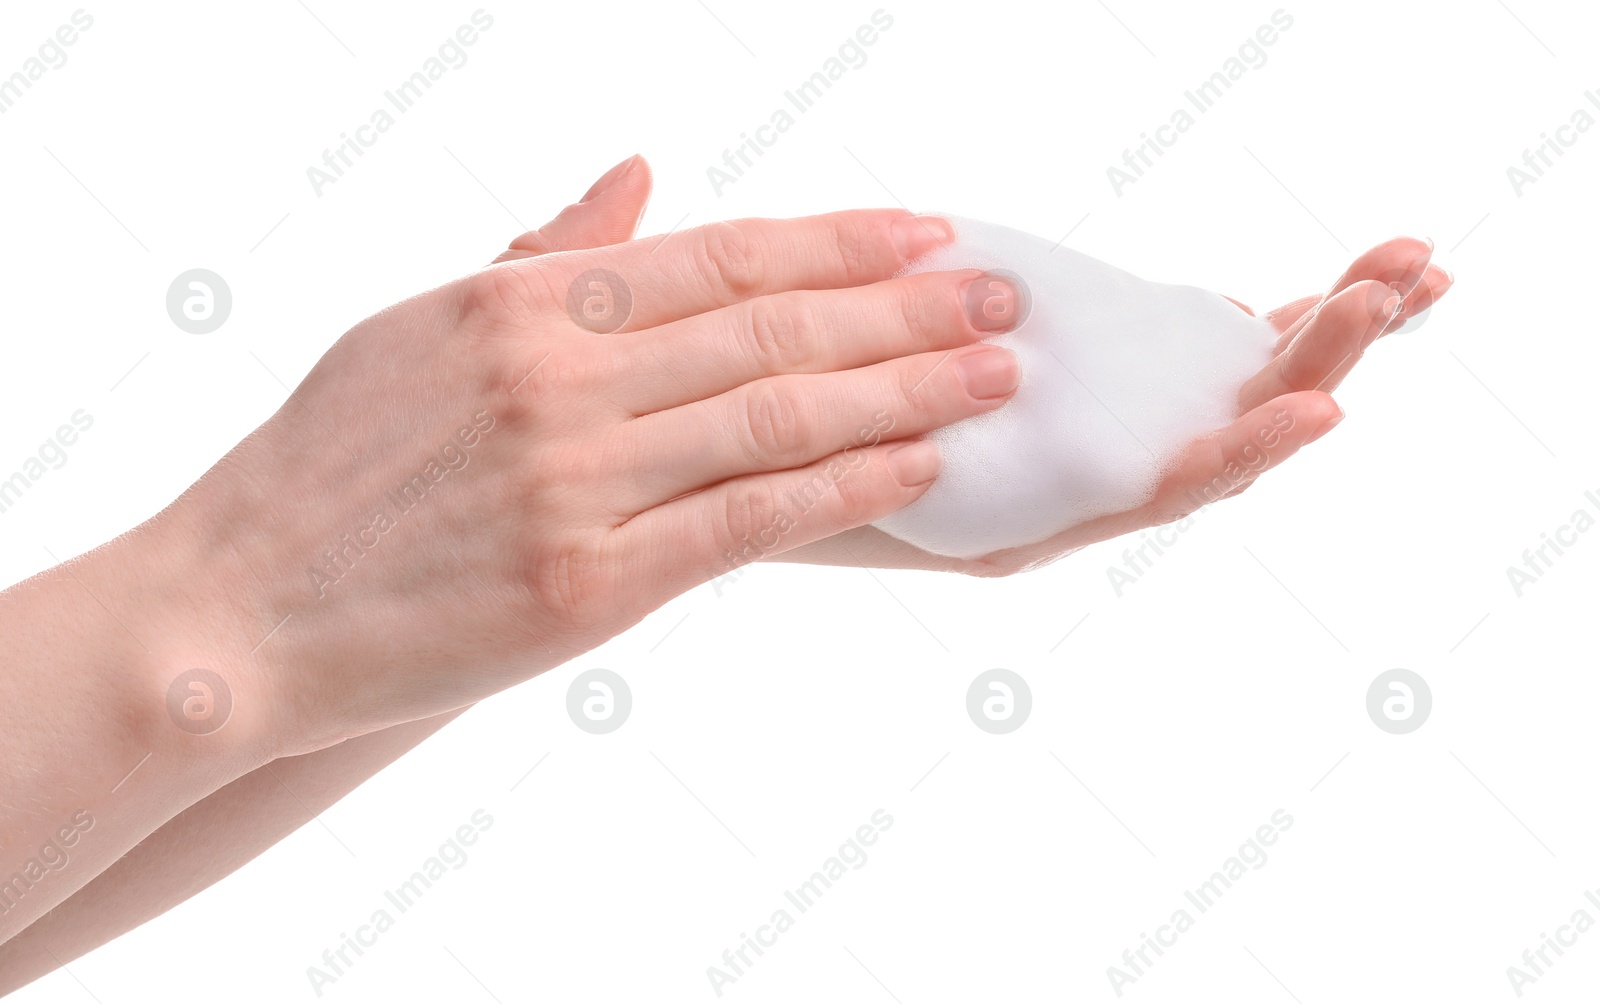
871 216 1278 559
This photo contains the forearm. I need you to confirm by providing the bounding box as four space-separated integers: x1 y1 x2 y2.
0 512 281 944
0 707 466 994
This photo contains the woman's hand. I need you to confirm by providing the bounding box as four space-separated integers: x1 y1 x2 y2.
132 159 1024 761
778 236 1454 575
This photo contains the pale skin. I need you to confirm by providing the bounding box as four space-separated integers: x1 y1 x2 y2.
0 155 1451 992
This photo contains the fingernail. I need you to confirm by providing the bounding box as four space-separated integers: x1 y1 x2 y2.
892 214 953 260
887 440 941 486
955 345 1020 399
962 273 1023 332
1310 404 1344 442
581 154 640 203
1387 239 1435 300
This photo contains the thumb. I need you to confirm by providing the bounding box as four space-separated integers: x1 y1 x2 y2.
492 155 652 263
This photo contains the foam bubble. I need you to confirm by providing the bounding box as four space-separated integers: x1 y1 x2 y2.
871 215 1277 559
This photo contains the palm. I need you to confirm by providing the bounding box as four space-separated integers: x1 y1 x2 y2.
779 236 1452 576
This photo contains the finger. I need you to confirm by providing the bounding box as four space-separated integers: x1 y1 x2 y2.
1390 263 1454 333
610 343 1018 512
1263 294 1320 334
491 155 652 263
610 268 1013 414
1241 280 1399 410
1321 236 1433 303
1270 236 1435 354
1148 390 1343 521
509 209 955 332
1271 305 1319 356
615 438 943 597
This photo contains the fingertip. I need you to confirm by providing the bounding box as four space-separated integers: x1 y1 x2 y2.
886 439 941 487
509 157 654 261
1379 235 1433 261
581 154 642 203
1306 393 1344 442
1276 386 1337 413
1253 390 1339 447
892 213 956 260
1425 261 1454 294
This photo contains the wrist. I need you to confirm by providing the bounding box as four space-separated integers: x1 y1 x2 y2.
97 498 305 772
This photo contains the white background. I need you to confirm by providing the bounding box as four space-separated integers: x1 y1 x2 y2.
2 0 1596 1001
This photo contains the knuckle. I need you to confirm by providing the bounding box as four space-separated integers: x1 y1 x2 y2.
832 219 872 280
459 265 534 325
897 276 948 346
737 381 809 464
895 354 942 413
495 348 589 423
458 262 563 330
745 296 811 370
697 221 762 298
827 460 878 526
717 484 782 562
518 538 613 630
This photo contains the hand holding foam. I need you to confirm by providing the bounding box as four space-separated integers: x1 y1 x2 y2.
868 218 1447 562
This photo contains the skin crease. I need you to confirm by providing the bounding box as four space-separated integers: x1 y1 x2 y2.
0 157 1451 990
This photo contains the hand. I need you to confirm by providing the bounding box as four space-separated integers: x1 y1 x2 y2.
776 237 1453 576
128 160 1023 759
